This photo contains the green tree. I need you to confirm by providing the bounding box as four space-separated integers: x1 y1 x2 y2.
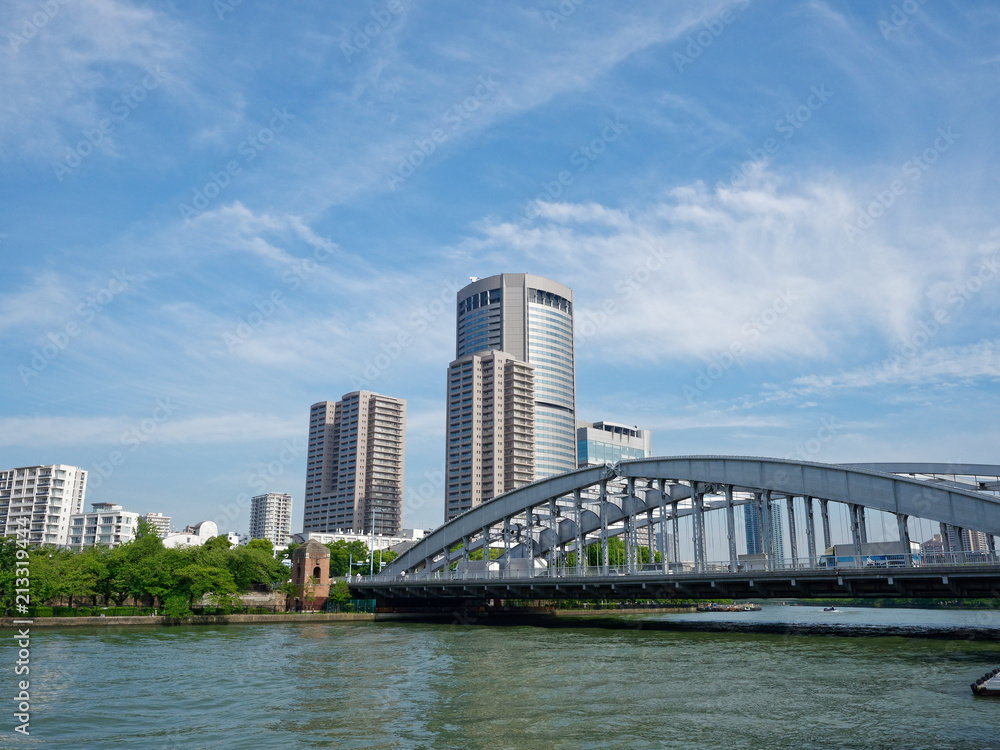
331 579 351 606
246 538 274 555
203 535 232 552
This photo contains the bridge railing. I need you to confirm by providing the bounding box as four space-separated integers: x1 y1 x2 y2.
369 549 1000 583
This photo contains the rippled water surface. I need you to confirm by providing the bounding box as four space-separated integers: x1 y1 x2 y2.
2 608 999 749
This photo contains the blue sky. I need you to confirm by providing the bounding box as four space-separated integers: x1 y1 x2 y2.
2 0 999 536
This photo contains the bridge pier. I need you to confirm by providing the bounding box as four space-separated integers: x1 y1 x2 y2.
725 485 737 573
787 496 799 569
820 498 831 552
762 490 774 571
671 500 680 566
574 489 584 576
658 479 668 574
849 503 864 559
896 513 912 565
804 496 816 568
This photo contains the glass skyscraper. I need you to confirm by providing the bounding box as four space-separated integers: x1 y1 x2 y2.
744 501 785 563
447 273 576 520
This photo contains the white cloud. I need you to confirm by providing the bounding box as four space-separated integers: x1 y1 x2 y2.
791 339 1000 393
0 412 300 448
456 172 999 365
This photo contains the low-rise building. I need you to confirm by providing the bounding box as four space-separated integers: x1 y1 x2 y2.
67 502 139 549
291 528 429 551
162 520 220 549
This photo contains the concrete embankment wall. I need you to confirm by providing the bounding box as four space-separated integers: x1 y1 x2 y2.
0 612 374 629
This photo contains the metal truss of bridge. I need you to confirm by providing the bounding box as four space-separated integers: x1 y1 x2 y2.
356 457 1000 602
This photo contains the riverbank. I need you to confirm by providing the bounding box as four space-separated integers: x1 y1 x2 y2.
0 612 373 629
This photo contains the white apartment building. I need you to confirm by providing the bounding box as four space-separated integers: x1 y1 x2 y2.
142 512 171 538
67 502 140 549
292 528 428 551
0 464 88 546
249 492 293 547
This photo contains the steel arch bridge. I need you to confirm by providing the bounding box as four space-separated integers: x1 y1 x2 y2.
355 457 1000 603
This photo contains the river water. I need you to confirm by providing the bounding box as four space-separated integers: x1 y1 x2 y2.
3 607 999 749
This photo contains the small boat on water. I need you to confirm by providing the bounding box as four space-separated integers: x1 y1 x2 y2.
822 607 837 612
972 668 1000 697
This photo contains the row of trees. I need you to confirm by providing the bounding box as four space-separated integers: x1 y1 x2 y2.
1 522 395 618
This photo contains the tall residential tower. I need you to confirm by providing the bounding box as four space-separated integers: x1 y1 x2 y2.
304 392 406 536
445 273 576 521
0 464 88 546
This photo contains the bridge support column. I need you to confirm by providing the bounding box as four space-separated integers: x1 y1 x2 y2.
693 482 706 573
858 506 869 544
988 534 997 562
627 477 636 576
600 480 609 576
462 535 470 577
671 501 680 566
549 498 558 577
849 504 863 562
482 526 491 575
658 480 668 574
503 516 511 574
762 490 774 571
526 511 534 579
725 485 737 573
820 499 831 552
647 509 655 572
895 513 912 566
574 489 584 576
804 497 816 569
424 556 432 579
786 496 798 569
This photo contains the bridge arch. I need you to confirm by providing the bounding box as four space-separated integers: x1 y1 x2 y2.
378 456 1000 580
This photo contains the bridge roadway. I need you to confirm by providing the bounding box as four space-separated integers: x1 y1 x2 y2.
353 563 1000 604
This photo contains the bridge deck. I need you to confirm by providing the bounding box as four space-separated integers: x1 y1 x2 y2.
355 564 1000 602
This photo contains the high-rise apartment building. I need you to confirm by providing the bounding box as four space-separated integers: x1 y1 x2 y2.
744 501 785 564
577 421 652 467
249 492 293 547
0 464 87 546
304 392 406 536
67 502 139 549
445 350 535 519
141 512 171 538
452 273 577 480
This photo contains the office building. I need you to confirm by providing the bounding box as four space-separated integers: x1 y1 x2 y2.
0 464 88 546
744 501 785 564
445 350 536 519
577 421 652 467
304 392 406 536
67 502 139 549
249 492 293 547
142 512 171 538
450 273 576 500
